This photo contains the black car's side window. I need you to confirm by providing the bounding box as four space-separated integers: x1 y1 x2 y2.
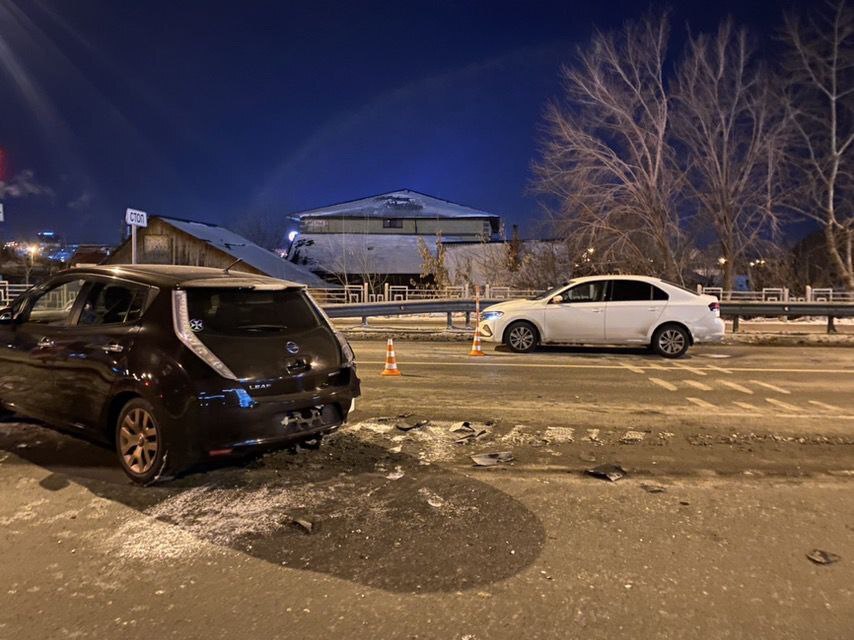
78 283 149 326
25 279 87 325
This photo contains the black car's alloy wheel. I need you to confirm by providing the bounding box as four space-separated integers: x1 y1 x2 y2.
116 398 168 484
652 325 690 358
505 321 538 353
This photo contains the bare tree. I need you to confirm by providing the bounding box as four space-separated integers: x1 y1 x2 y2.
783 0 854 290
417 233 451 289
533 12 687 281
672 19 789 292
231 209 291 252
323 234 387 294
511 241 574 289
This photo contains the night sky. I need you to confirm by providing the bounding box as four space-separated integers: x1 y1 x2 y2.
0 0 814 244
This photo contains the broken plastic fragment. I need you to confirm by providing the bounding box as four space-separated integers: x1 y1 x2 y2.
291 518 316 534
471 451 514 467
397 419 429 431
586 463 626 482
806 549 840 565
454 429 487 444
449 421 475 433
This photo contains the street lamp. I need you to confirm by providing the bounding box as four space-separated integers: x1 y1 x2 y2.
24 244 40 285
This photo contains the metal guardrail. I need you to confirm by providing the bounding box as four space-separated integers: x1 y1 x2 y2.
323 298 854 334
719 302 854 317
719 302 854 334
323 298 500 328
3 282 851 333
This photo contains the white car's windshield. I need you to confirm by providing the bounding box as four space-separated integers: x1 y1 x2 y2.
529 281 576 301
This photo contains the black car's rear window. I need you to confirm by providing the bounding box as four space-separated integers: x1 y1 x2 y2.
186 288 321 336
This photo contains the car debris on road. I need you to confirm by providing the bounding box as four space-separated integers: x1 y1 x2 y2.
471 452 514 467
290 517 316 535
586 463 626 482
397 419 430 431
806 549 841 565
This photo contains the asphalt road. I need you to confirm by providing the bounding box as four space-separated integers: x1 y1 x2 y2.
1 342 852 639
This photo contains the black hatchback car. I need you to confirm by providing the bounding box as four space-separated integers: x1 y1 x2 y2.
0 265 360 483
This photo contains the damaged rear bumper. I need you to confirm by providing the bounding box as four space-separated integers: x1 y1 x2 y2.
164 368 360 462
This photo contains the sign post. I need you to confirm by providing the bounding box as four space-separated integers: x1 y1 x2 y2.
125 208 148 264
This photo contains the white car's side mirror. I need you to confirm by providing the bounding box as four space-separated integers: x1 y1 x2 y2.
550 295 564 304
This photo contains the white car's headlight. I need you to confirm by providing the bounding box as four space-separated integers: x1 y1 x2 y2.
482 311 504 321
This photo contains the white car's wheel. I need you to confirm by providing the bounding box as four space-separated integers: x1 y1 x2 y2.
505 321 539 353
652 324 690 358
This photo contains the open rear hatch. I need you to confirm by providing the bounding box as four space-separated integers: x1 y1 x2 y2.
177 286 343 393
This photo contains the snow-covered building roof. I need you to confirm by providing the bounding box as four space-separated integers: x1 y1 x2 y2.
158 217 327 285
294 189 500 224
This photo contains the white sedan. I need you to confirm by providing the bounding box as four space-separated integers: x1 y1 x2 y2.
478 276 724 358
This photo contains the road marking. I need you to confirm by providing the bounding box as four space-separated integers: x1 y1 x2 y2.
718 379 754 394
673 363 707 376
808 400 841 411
620 362 645 374
648 363 668 371
356 398 854 421
706 364 732 375
733 401 761 412
648 377 678 391
750 380 791 395
765 398 802 412
683 379 713 391
686 396 716 409
356 360 854 374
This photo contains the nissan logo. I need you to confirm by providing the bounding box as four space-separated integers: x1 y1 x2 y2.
286 341 300 355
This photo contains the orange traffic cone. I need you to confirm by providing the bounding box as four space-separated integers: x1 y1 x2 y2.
469 326 486 356
381 338 402 376
469 288 486 357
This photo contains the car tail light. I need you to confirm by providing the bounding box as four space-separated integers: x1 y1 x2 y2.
172 290 239 380
709 301 720 317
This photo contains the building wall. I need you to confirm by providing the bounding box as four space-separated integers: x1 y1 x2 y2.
300 216 493 238
106 219 265 275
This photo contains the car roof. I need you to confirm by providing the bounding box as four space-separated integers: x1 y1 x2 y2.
570 274 664 284
56 264 305 289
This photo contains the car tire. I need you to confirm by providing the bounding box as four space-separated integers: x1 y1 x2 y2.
652 324 690 359
115 398 175 485
505 321 539 353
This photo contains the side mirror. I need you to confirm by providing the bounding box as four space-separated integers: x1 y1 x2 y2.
550 295 564 304
0 308 13 324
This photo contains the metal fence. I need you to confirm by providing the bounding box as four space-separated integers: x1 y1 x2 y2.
0 282 31 306
3 276 853 310
322 298 854 334
306 283 540 305
698 285 854 303
312 284 854 306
